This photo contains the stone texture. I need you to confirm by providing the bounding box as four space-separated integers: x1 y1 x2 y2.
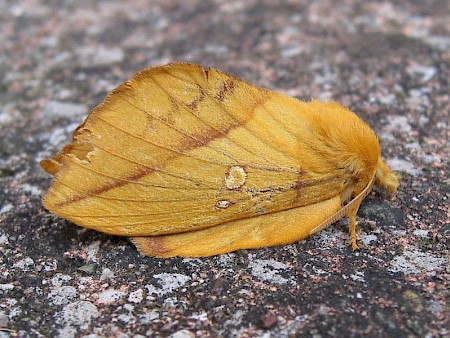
0 0 448 337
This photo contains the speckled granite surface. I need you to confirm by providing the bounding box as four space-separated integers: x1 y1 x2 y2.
0 1 449 337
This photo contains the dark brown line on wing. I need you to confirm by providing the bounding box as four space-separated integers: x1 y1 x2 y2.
214 78 235 102
56 66 305 207
71 140 216 190
96 114 230 167
154 72 303 173
57 94 244 208
214 87 301 163
162 71 288 168
56 166 152 207
53 178 245 204
176 66 301 165
177 70 299 166
56 130 234 207
97 113 299 173
148 75 242 161
186 85 206 111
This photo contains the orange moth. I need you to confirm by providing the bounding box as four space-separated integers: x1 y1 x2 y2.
41 63 399 257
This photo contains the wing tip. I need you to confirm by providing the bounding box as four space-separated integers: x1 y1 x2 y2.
40 158 61 175
130 236 175 258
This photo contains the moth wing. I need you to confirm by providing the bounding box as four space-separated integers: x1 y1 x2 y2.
131 195 342 257
42 63 348 236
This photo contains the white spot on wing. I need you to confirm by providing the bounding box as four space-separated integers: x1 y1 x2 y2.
215 200 231 209
225 165 247 189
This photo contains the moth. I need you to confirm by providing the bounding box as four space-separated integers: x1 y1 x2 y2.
41 63 399 257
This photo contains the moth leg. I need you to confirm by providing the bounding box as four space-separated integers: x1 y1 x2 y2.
347 201 362 251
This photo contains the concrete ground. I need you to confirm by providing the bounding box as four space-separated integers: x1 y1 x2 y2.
0 1 448 337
